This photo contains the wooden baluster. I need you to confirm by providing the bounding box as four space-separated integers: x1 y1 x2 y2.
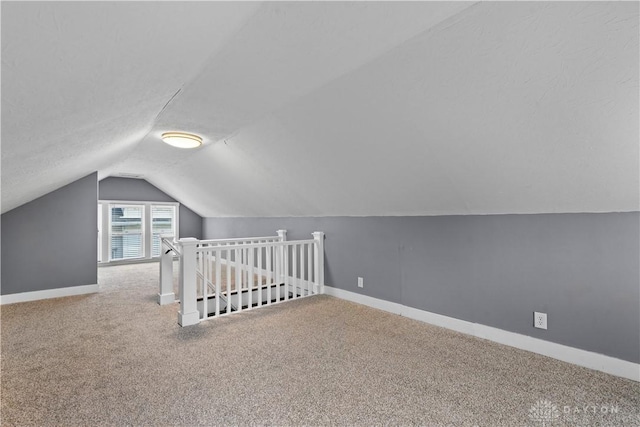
226 245 231 313
248 246 254 309
215 249 221 317
292 244 298 299
257 244 263 307
299 243 305 297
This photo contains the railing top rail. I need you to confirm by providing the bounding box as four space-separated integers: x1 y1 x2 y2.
196 238 316 253
197 235 280 245
161 238 182 255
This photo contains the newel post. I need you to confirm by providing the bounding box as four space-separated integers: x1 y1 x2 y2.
158 235 176 305
178 238 200 326
312 232 325 294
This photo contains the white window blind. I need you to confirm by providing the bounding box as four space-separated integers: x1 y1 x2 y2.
110 205 144 260
151 205 176 257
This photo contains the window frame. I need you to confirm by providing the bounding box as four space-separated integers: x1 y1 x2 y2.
150 204 179 258
109 203 145 261
98 200 179 264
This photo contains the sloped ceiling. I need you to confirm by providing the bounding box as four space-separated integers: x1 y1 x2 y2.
2 2 638 216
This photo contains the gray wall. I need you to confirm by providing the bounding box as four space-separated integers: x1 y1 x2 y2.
99 177 202 239
1 173 98 295
203 213 640 363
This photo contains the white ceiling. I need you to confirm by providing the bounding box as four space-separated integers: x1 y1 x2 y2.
2 2 638 216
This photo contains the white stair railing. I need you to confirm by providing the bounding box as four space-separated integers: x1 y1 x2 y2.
158 235 181 305
159 231 325 327
158 233 282 306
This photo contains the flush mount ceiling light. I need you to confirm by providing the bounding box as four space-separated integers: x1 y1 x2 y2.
161 131 203 149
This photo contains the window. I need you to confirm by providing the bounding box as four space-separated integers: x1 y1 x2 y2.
110 205 144 260
151 205 176 257
98 201 179 263
98 203 102 261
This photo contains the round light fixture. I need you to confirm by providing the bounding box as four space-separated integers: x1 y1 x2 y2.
161 131 203 149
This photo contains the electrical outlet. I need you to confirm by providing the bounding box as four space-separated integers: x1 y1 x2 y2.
534 312 547 330
357 277 364 288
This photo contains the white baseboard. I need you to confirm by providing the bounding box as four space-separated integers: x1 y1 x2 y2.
0 284 99 305
324 286 639 382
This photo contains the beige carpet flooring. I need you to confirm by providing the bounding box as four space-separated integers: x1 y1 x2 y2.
1 262 639 426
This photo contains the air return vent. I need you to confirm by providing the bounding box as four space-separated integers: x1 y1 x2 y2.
116 173 144 179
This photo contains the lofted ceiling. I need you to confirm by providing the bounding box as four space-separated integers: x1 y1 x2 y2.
2 1 638 217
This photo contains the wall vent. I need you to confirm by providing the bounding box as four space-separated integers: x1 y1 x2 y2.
116 173 144 179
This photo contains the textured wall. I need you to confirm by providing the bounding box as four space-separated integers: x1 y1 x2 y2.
1 173 98 295
98 177 202 239
203 212 640 363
